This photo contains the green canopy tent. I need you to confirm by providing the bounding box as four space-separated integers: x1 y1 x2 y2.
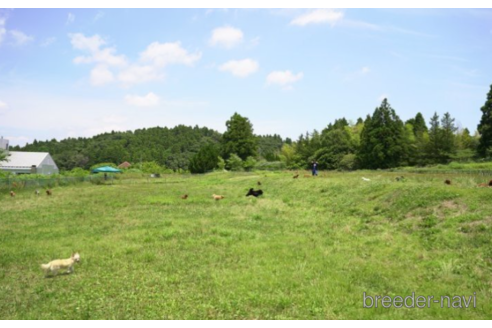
91 166 122 183
91 166 123 173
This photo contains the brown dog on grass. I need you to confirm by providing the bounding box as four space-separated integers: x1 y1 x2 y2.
212 194 225 201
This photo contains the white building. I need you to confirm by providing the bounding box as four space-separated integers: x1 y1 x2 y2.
0 137 59 175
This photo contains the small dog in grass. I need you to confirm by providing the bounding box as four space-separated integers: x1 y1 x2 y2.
477 180 492 187
41 252 80 277
35 190 40 196
10 191 15 197
246 188 263 197
212 194 225 201
181 194 188 199
444 179 451 185
46 189 52 196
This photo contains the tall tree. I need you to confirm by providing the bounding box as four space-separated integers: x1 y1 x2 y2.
440 112 458 158
426 112 442 163
477 84 492 157
358 99 406 169
221 113 258 160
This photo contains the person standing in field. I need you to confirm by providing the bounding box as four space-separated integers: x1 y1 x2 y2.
312 160 318 176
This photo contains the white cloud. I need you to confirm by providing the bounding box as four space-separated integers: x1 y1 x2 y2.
90 65 114 86
290 9 344 27
9 30 33 46
0 15 34 47
361 67 370 74
0 100 7 114
66 13 75 25
0 17 6 45
69 33 105 53
266 70 303 89
74 47 127 67
40 37 56 47
118 65 163 86
209 26 244 48
219 59 259 78
139 41 201 67
124 92 160 107
69 33 126 68
70 33 199 87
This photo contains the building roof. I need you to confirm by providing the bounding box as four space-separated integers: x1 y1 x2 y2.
118 161 131 168
0 151 51 169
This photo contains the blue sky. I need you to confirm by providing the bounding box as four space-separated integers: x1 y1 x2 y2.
0 8 491 146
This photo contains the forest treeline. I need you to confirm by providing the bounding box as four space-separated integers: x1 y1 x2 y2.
9 85 492 173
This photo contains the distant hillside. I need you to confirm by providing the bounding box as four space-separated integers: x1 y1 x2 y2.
13 125 222 171
12 125 284 172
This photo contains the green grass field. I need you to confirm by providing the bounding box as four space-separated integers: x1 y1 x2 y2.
1 171 492 319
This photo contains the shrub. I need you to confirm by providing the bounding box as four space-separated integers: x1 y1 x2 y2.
339 153 357 171
217 156 226 170
226 153 244 171
254 160 286 171
140 161 165 174
243 156 257 172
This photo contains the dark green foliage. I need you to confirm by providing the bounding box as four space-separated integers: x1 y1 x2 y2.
406 112 428 137
315 127 355 169
188 144 219 173
17 125 221 172
426 112 458 164
257 134 283 161
358 99 407 169
221 113 258 160
477 85 492 157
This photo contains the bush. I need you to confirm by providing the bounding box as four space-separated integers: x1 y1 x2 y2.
254 160 286 171
339 154 357 171
63 168 90 177
217 156 226 170
140 161 165 174
226 153 244 171
243 156 257 172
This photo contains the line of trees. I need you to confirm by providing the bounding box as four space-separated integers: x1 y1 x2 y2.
10 84 492 173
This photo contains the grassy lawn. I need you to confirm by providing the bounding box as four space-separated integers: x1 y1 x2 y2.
1 171 492 319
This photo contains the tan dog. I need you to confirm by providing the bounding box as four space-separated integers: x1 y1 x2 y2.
41 252 80 277
46 189 52 196
10 191 15 197
181 194 188 199
212 194 225 201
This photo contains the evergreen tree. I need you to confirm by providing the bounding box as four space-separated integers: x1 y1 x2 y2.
413 112 428 136
188 143 219 173
221 113 258 160
477 84 492 157
358 99 406 169
427 112 442 163
440 112 458 158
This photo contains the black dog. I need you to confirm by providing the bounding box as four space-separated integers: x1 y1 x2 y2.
246 188 263 197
